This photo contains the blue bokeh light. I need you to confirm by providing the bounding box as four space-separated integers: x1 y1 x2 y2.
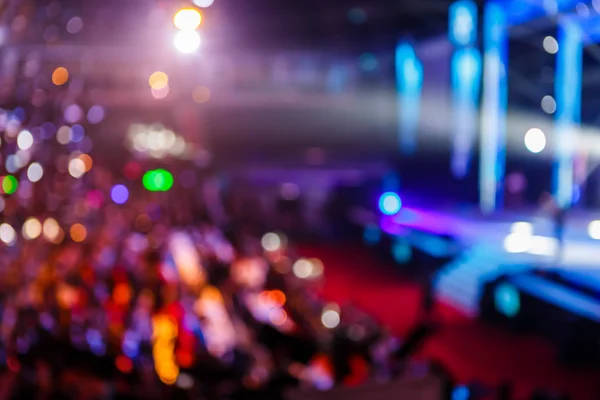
111 184 129 205
494 282 520 318
452 385 471 400
379 192 402 215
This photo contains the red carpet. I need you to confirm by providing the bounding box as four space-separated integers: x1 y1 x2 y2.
299 244 600 400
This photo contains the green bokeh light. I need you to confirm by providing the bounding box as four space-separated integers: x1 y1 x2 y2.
142 169 173 192
2 175 18 195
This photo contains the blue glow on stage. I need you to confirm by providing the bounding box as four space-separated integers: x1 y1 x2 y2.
449 0 477 47
554 19 582 208
395 42 423 155
479 3 507 213
451 47 482 178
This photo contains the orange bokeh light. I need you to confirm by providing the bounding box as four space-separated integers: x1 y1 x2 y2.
52 67 69 86
78 154 93 172
70 223 87 243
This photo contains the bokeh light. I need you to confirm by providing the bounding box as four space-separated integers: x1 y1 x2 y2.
149 71 168 90
70 223 87 243
111 184 129 205
378 192 402 215
588 220 600 239
64 104 84 124
292 258 312 278
78 154 93 172
543 36 559 54
70 124 85 143
68 158 86 178
541 95 556 114
524 128 546 153
2 175 18 194
261 232 281 252
43 218 62 243
52 67 69 86
22 218 42 240
173 8 202 31
142 169 174 192
17 130 33 150
0 223 16 246
66 16 83 34
321 308 341 329
193 0 214 7
151 86 170 100
57 125 71 144
174 30 201 54
87 105 105 124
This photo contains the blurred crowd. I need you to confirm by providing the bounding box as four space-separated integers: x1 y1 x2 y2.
0 158 400 400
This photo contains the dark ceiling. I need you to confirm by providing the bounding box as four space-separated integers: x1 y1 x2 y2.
6 0 461 51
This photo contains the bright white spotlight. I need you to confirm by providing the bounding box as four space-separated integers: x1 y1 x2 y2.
174 30 201 54
524 128 546 153
588 220 600 239
503 232 532 253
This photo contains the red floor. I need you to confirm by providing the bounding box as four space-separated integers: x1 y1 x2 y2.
299 244 600 400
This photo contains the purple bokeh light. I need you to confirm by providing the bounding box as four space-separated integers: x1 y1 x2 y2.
110 184 129 205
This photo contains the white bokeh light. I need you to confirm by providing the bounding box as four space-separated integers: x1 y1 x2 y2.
541 95 556 114
23 218 42 240
174 30 201 54
68 158 86 178
27 162 44 182
524 128 546 153
588 220 600 239
292 259 313 279
543 36 559 54
261 232 281 252
321 309 341 329
193 0 215 7
17 130 33 150
0 223 17 246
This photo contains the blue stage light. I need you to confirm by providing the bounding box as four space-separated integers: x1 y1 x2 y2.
452 385 471 400
379 192 402 215
449 0 477 47
396 42 423 154
494 282 520 318
479 3 507 213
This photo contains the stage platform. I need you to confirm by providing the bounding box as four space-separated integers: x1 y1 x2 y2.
378 207 600 318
